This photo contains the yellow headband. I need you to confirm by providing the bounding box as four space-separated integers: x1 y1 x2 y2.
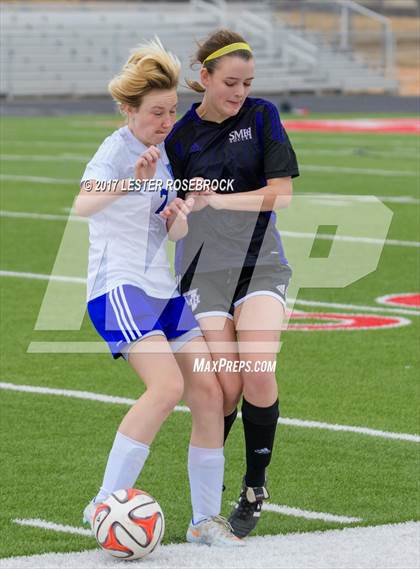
203 42 252 64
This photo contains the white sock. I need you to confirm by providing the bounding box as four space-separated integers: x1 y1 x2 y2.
94 431 150 504
188 445 224 524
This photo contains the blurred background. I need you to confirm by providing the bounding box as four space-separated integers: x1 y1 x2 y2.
1 0 419 115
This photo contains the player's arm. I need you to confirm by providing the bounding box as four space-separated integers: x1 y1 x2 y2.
208 177 292 212
209 103 299 212
75 179 131 217
74 146 161 217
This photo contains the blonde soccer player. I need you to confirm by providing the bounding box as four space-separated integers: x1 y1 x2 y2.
163 29 299 538
75 38 243 547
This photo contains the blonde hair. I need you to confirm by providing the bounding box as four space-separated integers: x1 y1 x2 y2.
187 29 252 93
109 37 181 109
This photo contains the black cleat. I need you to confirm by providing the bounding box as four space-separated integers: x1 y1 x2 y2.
228 478 269 538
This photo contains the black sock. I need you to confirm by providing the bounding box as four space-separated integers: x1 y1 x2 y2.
241 398 280 487
224 408 238 444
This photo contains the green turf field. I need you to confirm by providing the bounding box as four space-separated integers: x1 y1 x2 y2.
0 114 419 560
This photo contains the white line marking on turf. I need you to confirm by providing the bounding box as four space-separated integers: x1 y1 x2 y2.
229 502 362 523
281 230 420 248
307 198 352 207
12 519 92 537
13 501 361 539
2 270 418 317
0 211 86 222
1 211 418 248
1 154 88 163
306 192 420 205
292 134 420 146
277 416 420 442
0 270 86 284
1 382 418 443
8 148 418 163
300 165 419 177
0 382 189 410
285 312 412 331
1 522 418 569
288 298 420 317
376 292 419 309
3 140 98 149
297 147 420 160
1 166 418 189
0 174 74 185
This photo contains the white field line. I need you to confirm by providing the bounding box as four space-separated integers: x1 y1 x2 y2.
300 165 418 177
0 211 86 222
2 163 418 188
229 502 361 523
280 230 420 248
4 133 418 148
13 501 361 539
2 187 419 210
276 416 420 442
1 210 418 248
12 519 92 537
1 269 419 317
0 382 190 410
376 292 419 308
288 298 420 317
3 149 419 162
2 522 419 569
3 140 98 149
4 130 105 140
296 148 420 160
0 174 75 185
291 134 420 145
306 192 420 205
1 382 419 443
0 270 86 284
1 154 88 163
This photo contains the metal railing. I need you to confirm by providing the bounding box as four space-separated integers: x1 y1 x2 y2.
278 0 395 78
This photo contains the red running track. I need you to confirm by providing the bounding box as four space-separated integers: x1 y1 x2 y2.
283 118 420 134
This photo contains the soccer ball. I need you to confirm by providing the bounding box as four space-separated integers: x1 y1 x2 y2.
93 488 165 560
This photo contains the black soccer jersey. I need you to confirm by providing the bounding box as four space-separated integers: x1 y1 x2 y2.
165 97 299 275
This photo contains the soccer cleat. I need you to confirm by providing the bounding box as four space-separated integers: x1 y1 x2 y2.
186 515 245 547
228 478 269 538
82 500 96 531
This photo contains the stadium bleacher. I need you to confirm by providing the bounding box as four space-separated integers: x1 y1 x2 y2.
0 0 399 97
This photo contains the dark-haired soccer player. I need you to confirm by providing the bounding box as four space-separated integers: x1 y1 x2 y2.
163 29 299 538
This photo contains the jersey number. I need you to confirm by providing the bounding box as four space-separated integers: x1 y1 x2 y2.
154 187 168 215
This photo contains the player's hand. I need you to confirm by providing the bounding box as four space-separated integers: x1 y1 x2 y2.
185 192 213 212
135 146 160 181
159 197 194 221
188 177 214 195
188 177 205 193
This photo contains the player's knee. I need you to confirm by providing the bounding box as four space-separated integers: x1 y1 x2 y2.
222 391 242 416
242 371 276 399
157 378 184 412
218 373 242 414
193 375 224 412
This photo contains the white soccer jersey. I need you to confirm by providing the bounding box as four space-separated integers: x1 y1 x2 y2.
81 125 177 301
